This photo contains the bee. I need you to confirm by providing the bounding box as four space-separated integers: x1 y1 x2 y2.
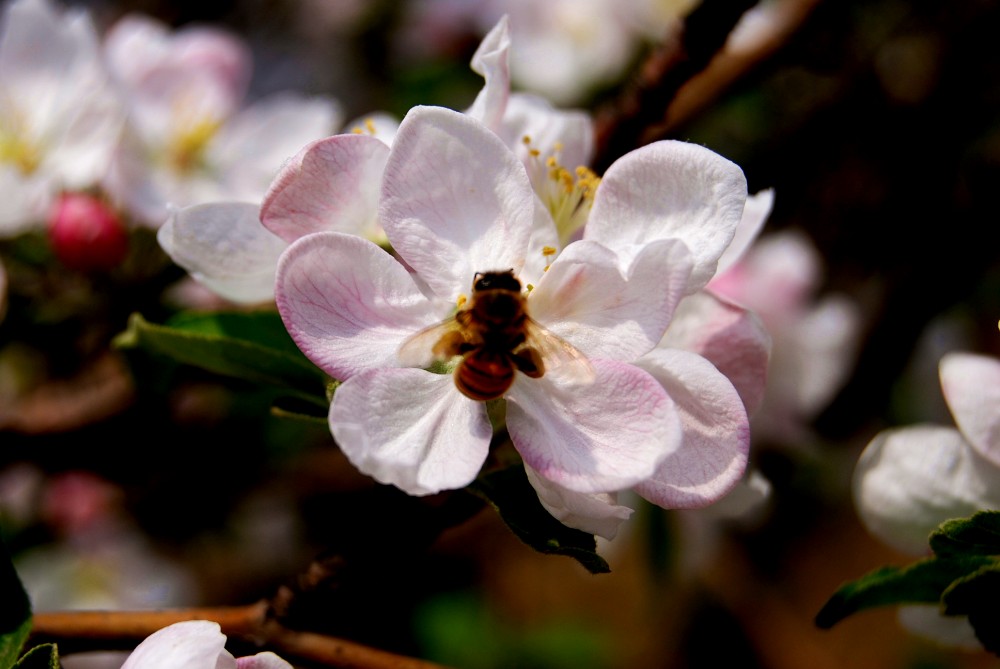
398 270 594 401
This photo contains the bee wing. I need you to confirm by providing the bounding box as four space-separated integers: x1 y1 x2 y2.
397 317 466 368
523 318 596 385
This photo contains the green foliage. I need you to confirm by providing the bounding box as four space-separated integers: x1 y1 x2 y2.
114 311 329 408
467 466 611 575
1 540 32 669
817 511 1000 654
13 645 59 669
415 591 611 669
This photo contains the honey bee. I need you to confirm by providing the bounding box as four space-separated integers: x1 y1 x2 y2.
398 270 594 401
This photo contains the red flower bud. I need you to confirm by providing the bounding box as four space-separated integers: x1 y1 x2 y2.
48 193 129 272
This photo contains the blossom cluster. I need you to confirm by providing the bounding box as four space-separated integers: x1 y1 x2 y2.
0 0 340 270
2 0 776 541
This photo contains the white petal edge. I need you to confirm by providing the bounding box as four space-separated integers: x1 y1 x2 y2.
715 188 774 275
528 238 694 361
662 291 771 416
275 231 446 380
940 351 1000 467
465 15 510 132
120 621 233 669
380 106 535 300
260 133 389 243
853 424 1000 556
524 463 633 540
634 348 750 508
585 140 748 293
329 368 492 495
158 202 287 304
506 359 682 493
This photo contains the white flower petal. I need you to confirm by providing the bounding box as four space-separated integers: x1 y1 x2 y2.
121 621 233 669
234 652 294 669
466 15 511 131
275 232 445 380
496 93 594 171
211 92 342 201
330 369 492 495
380 106 536 299
507 359 681 493
940 352 1000 466
261 134 389 243
528 239 693 361
661 291 771 416
853 425 1000 556
633 348 750 508
524 463 633 540
715 188 774 275
585 140 748 292
158 202 287 304
896 606 982 650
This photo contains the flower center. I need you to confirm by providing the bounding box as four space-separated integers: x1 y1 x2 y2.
522 135 599 246
0 109 41 175
167 116 221 174
351 118 379 136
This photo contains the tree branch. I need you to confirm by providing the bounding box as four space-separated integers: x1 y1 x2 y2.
30 605 452 669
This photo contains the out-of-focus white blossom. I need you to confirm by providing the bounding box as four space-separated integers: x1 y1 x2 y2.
102 13 342 228
0 0 124 236
120 621 292 669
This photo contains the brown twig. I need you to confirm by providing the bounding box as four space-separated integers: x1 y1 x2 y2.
593 0 821 172
30 605 452 669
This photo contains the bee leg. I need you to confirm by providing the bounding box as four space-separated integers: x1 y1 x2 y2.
511 347 545 378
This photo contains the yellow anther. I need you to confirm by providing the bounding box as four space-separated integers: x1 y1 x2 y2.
351 126 364 134
553 141 564 152
542 246 557 257
522 135 532 145
529 148 540 157
526 283 535 292
457 294 468 308
365 118 376 134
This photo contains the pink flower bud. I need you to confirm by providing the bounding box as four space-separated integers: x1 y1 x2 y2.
48 193 129 272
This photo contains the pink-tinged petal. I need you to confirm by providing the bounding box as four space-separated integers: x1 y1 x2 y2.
940 352 1000 466
261 134 389 243
524 464 633 540
465 15 511 132
380 106 536 299
275 232 445 380
507 359 681 493
158 202 286 304
853 425 1000 555
330 369 492 495
709 229 821 320
235 653 293 669
121 620 234 669
715 188 774 275
496 93 594 172
212 93 343 201
585 140 747 293
662 291 771 416
633 348 750 509
528 239 693 361
786 295 861 416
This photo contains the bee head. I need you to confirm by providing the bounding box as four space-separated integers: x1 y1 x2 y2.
472 270 520 293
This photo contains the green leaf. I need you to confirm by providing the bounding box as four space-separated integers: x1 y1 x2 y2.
114 312 328 398
467 466 610 575
1 540 32 669
930 511 1000 558
13 645 59 669
815 555 996 629
941 564 1000 654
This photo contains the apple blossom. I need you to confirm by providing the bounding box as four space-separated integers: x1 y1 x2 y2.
853 351 1000 649
276 103 753 536
0 0 124 236
709 227 861 442
119 621 291 669
101 12 342 228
